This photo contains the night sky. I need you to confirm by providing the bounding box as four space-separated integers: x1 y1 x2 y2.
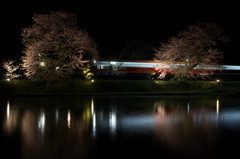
1 0 240 64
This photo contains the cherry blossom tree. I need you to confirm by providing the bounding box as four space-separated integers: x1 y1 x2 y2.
2 60 21 80
154 22 229 81
21 11 99 80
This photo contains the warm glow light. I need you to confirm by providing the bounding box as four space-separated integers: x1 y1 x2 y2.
6 78 10 81
156 106 166 117
55 66 60 70
91 98 94 115
91 79 94 83
216 79 220 83
67 110 71 128
216 99 219 114
4 101 17 135
7 102 10 118
40 62 46 67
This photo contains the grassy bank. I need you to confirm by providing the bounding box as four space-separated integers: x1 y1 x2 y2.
1 79 240 96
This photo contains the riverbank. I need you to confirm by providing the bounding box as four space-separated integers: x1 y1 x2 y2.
1 79 240 96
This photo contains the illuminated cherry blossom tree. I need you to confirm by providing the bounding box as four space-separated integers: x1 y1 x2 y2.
2 60 21 80
21 11 98 80
154 22 229 81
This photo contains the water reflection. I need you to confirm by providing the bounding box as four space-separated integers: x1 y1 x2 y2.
154 100 217 158
22 110 38 150
38 111 45 135
1 96 240 159
7 101 10 117
109 106 117 135
2 97 93 159
91 98 96 137
216 99 219 115
55 109 59 124
3 101 19 134
67 109 71 128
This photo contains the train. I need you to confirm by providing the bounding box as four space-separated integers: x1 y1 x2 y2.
91 60 240 80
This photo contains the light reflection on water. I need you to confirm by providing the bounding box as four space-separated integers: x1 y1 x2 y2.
1 96 240 159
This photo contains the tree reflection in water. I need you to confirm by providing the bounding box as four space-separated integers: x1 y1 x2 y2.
153 99 219 159
3 97 93 159
2 96 240 159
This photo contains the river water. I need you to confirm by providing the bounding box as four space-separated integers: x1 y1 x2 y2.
1 95 240 159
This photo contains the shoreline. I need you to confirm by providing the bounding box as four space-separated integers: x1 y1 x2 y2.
1 90 238 97
1 79 240 97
